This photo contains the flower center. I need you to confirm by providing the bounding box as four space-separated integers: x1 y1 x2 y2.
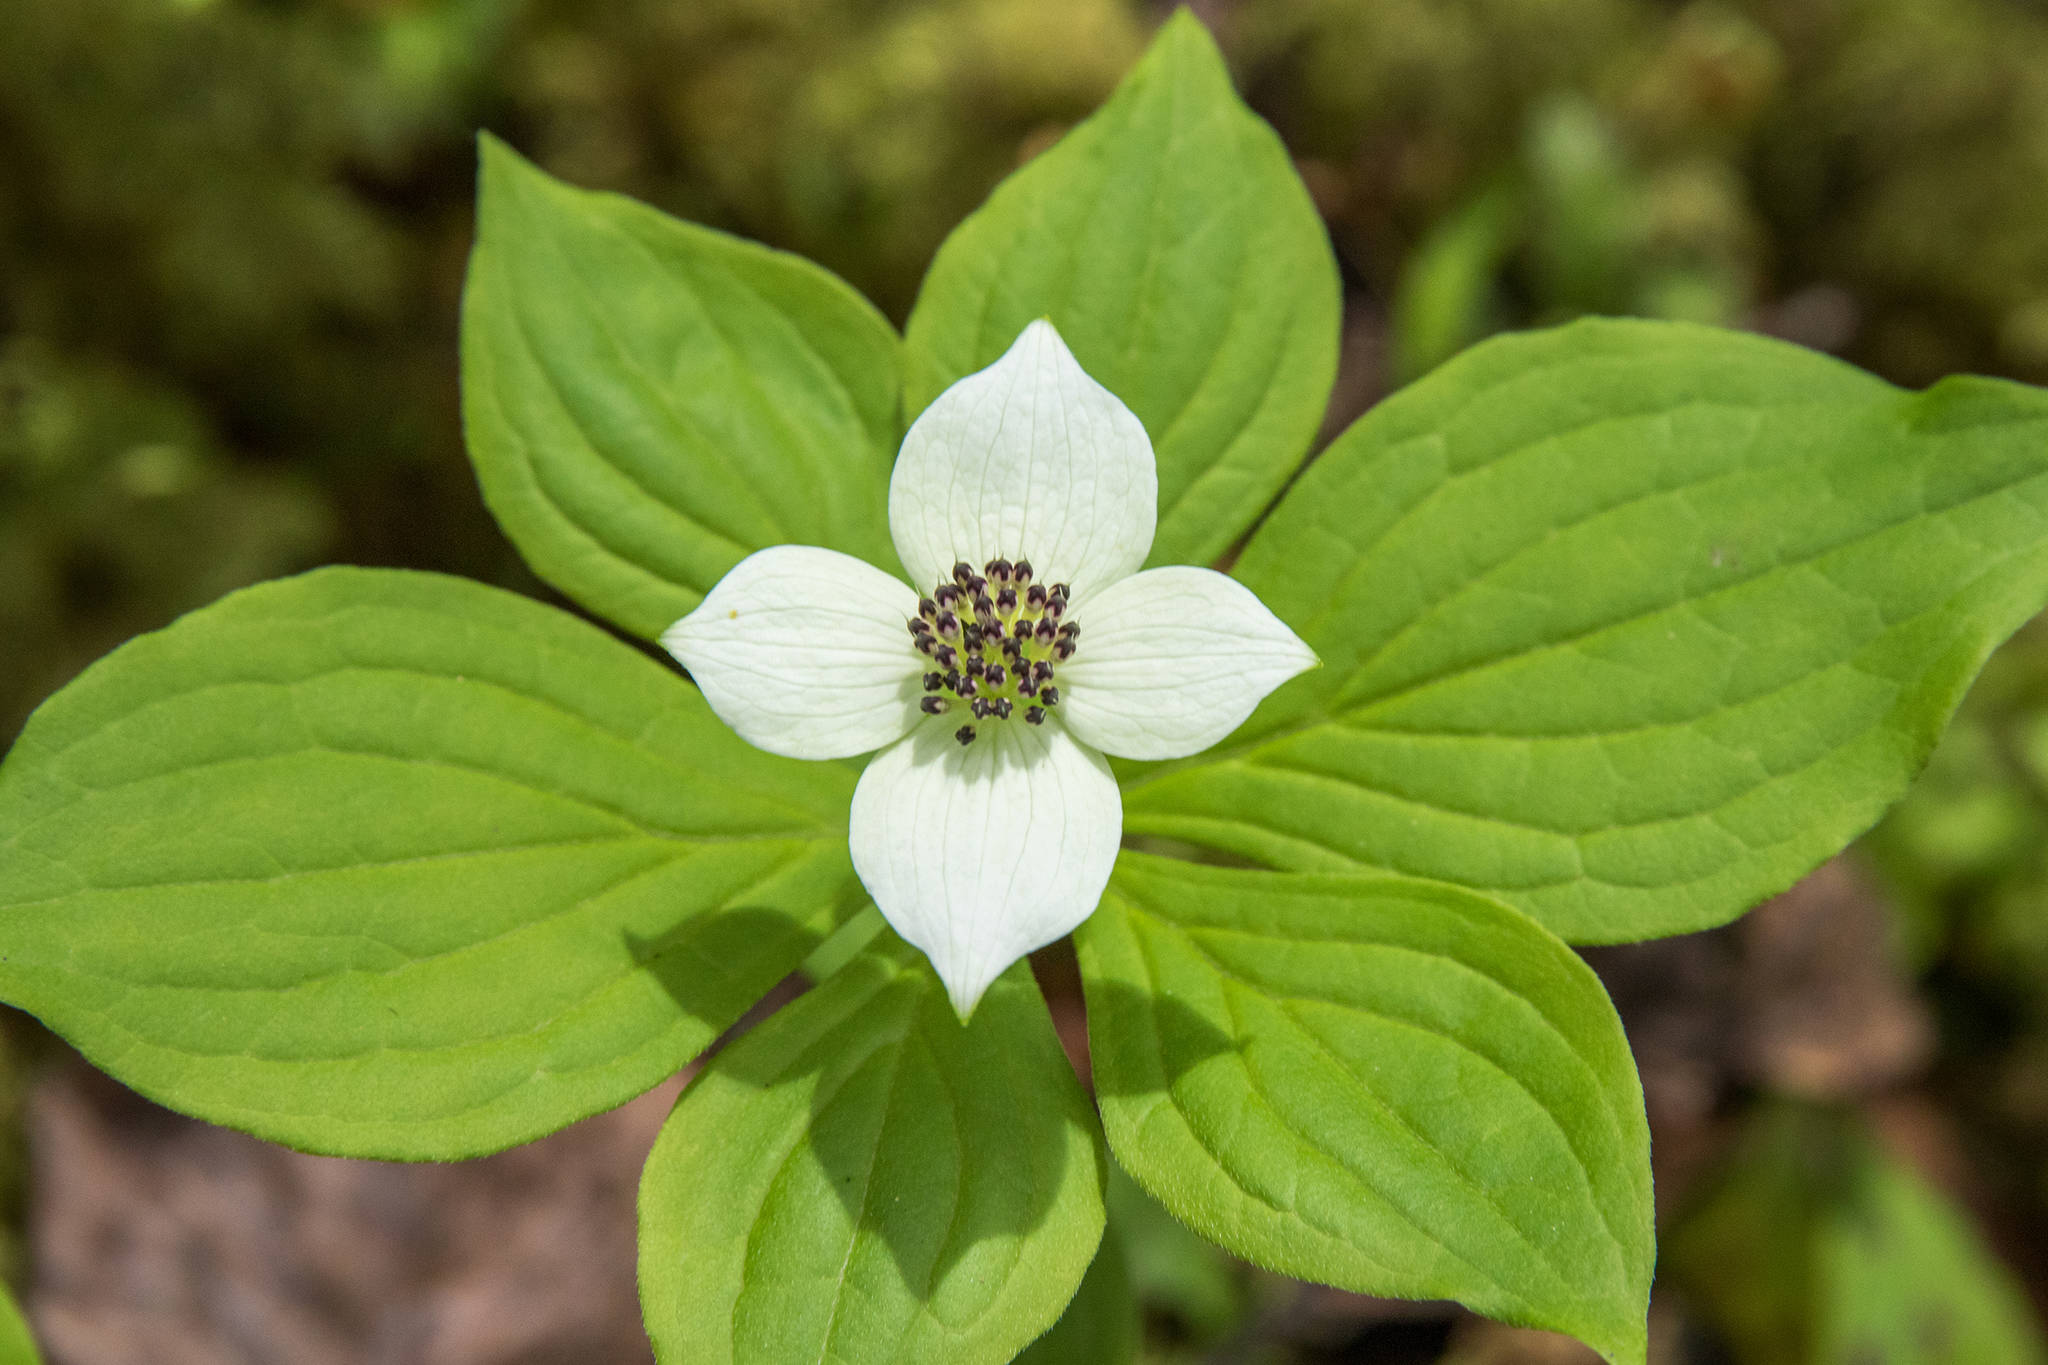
907 557 1079 746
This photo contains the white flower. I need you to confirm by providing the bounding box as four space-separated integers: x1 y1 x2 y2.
663 321 1317 1017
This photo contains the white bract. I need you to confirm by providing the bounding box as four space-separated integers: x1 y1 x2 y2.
664 321 1317 1016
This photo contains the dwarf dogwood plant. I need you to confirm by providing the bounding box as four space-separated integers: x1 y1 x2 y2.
4 13 2048 1365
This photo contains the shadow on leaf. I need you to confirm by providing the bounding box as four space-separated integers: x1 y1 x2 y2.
635 920 1123 1343
620 903 829 1043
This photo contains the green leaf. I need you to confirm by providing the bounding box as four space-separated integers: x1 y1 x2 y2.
1389 181 1520 386
902 11 1339 572
0 1279 39 1365
1104 1164 1247 1346
1668 1104 2048 1365
638 940 1106 1365
463 134 902 639
0 567 862 1159
1016 1225 1139 1365
1125 318 2048 942
1077 854 1652 1365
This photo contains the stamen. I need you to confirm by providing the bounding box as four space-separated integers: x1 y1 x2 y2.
909 552 1079 743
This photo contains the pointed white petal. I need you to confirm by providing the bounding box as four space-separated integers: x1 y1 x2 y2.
1058 566 1319 761
849 719 1121 1017
890 320 1156 602
661 545 922 760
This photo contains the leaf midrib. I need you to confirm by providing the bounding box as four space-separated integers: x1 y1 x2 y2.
17 838 825 1011
6 660 839 843
1131 423 2048 794
521 187 794 549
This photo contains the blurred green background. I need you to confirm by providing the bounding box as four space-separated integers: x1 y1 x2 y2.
5 0 2048 1361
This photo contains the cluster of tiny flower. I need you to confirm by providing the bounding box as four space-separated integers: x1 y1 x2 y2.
908 557 1080 745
